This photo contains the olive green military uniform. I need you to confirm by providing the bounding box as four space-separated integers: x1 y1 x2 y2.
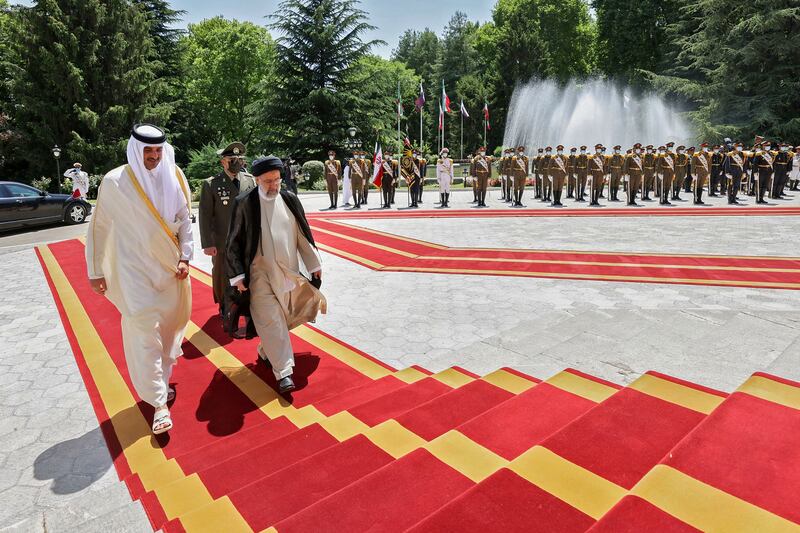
511 148 529 207
608 148 625 201
471 151 493 207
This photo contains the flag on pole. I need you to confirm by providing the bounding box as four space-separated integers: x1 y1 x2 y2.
438 101 444 131
372 142 384 188
415 82 425 111
460 100 470 118
442 80 451 113
396 81 403 117
483 101 491 130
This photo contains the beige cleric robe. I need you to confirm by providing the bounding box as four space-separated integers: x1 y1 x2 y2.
243 191 324 380
85 164 193 407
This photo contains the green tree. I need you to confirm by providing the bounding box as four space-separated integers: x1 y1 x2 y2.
179 17 276 154
0 1 23 175
268 0 384 159
393 28 440 87
11 0 162 182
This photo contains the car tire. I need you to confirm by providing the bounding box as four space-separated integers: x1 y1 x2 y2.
65 203 87 224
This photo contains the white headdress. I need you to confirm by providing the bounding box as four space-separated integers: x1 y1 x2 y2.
126 124 182 221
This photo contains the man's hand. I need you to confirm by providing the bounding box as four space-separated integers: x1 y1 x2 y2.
203 247 217 256
234 279 248 292
176 260 189 280
89 278 107 295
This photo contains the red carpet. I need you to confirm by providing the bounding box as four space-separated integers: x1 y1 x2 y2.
36 238 800 532
310 218 800 290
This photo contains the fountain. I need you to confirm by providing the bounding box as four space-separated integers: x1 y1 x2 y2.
503 78 694 150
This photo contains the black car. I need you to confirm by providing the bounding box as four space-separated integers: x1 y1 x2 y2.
0 181 92 231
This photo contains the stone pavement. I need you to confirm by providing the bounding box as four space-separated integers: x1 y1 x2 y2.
1 187 798 531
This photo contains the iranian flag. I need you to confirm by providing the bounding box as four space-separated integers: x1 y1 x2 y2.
438 101 444 130
442 80 451 113
460 100 470 118
372 143 384 188
483 101 491 130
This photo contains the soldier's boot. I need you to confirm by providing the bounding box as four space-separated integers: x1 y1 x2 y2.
695 188 704 205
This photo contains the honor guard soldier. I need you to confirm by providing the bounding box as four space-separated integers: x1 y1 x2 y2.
692 143 711 204
199 141 256 318
772 143 793 198
360 151 373 205
566 147 577 198
623 143 644 206
600 146 608 198
437 148 454 207
533 148 544 198
511 146 529 207
471 146 492 207
642 145 656 200
657 144 676 205
505 148 516 203
470 150 480 204
500 148 512 202
789 146 800 190
751 141 775 204
575 146 589 201
381 151 397 208
541 147 553 202
673 145 688 200
324 150 342 209
607 145 624 201
413 149 426 204
497 149 507 201
348 151 365 208
710 145 725 196
684 146 696 193
401 146 419 208
549 145 568 206
724 142 748 204
588 144 607 206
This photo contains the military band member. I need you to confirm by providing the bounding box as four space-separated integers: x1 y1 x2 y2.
658 144 676 205
673 145 688 200
542 147 555 201
199 142 255 318
751 142 775 204
511 145 529 207
567 147 577 198
533 148 544 198
692 143 711 204
381 152 397 208
348 151 364 208
608 145 624 201
413 149 426 204
359 151 373 205
772 143 793 198
324 150 342 209
471 146 492 207
575 146 589 202
723 142 748 204
401 146 419 208
623 143 644 206
710 145 725 196
437 148 454 208
588 144 607 206
549 145 568 206
643 145 656 200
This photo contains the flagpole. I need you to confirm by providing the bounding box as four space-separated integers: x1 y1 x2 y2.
419 101 423 151
460 106 464 161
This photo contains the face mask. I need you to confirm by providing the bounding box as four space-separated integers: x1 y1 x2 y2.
736 147 743 152
596 149 602 154
614 150 620 154
659 150 664 154
635 149 641 154
781 146 789 152
580 150 586 155
677 149 684 154
480 151 485 156
227 158 244 174
518 151 524 156
764 146 771 151
329 155 334 160
702 148 708 152
713 149 719 153
557 150 563 155
647 149 652 154
545 151 551 155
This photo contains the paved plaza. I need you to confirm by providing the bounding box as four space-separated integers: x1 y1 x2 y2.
1 188 799 531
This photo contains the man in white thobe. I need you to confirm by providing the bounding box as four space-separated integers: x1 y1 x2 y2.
85 124 193 435
342 161 353 207
437 148 454 208
226 155 323 394
65 162 90 198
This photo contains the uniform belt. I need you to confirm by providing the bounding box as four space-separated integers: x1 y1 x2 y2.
611 166 622 169
644 166 654 169
577 166 587 169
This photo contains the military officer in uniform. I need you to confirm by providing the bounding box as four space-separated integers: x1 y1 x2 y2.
348 151 365 208
623 143 644 206
540 147 553 202
324 150 342 209
566 147 577 198
751 141 775 204
772 143 793 198
511 145 529 207
533 148 544 199
658 144 676 205
588 144 607 206
413 149 425 204
499 148 510 203
710 145 725 196
575 146 589 202
549 145 568 206
724 142 748 204
199 141 256 318
471 146 492 207
381 151 397 208
437 148 454 208
642 145 656 201
360 151 373 205
692 142 711 204
673 144 688 200
608 145 625 201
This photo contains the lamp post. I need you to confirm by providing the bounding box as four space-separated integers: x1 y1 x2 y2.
52 145 62 193
343 127 362 155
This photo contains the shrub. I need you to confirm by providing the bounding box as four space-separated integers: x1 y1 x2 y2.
32 177 51 192
186 142 224 181
88 174 103 199
301 160 324 190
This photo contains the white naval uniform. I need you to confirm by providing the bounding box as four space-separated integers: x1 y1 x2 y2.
66 168 90 197
437 157 454 193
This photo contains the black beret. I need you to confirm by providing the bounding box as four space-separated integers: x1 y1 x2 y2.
250 155 284 176
131 123 166 144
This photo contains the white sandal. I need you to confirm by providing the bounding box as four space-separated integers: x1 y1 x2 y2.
167 387 175 403
152 408 173 435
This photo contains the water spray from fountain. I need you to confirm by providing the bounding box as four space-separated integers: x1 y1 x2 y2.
503 78 695 150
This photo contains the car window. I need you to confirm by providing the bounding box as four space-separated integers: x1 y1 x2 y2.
5 184 41 198
0 185 8 198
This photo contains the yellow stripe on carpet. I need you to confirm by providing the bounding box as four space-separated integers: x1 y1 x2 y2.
38 245 250 531
737 375 800 411
545 370 619 403
481 369 537 394
629 374 724 415
631 465 800 532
